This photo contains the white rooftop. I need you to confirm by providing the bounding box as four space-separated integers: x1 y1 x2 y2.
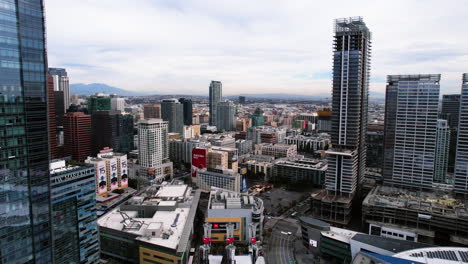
321 226 358 244
156 185 188 198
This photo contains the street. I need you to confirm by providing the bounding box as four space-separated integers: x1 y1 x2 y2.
266 219 298 264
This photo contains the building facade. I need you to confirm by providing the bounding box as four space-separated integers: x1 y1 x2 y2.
49 67 70 113
47 74 59 159
64 112 93 161
455 74 468 194
137 119 173 183
254 143 297 158
87 93 111 114
179 98 193 125
91 110 134 154
0 1 53 262
195 169 241 193
434 119 450 183
161 98 184 135
272 158 327 186
383 74 440 189
111 97 126 112
143 104 161 119
209 80 222 126
216 100 236 132
50 160 99 263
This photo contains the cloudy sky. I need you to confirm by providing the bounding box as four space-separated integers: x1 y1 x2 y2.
45 0 468 96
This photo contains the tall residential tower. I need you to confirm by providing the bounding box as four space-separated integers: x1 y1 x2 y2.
325 17 371 196
209 80 222 126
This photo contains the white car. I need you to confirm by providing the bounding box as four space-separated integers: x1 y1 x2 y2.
287 232 292 235
281 231 288 235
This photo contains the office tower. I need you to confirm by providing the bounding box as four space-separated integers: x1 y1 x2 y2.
91 110 134 155
441 94 461 173
216 100 236 131
49 67 70 113
209 80 222 126
383 74 440 189
47 75 59 159
71 93 80 105
250 108 265 127
434 119 450 183
161 98 184 135
0 1 53 262
239 96 246 104
179 98 193 125
50 160 99 263
87 93 111 114
63 112 92 161
325 17 371 196
454 74 468 194
143 104 161 119
138 119 173 183
111 97 125 112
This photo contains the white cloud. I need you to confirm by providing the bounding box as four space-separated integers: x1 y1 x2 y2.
45 0 468 95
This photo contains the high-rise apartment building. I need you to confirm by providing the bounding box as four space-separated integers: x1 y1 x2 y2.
91 110 134 155
138 119 173 183
454 74 468 194
325 17 371 196
49 160 99 263
63 112 92 161
434 119 450 183
143 104 161 119
441 94 461 173
209 80 222 126
383 74 440 189
161 98 184 135
0 1 53 262
179 98 193 125
87 93 111 114
216 100 236 131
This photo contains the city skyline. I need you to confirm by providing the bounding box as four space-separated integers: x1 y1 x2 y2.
45 0 468 96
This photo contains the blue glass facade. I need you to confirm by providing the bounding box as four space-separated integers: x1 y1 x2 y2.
50 164 99 264
0 0 52 263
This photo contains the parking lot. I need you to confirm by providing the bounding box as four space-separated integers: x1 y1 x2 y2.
257 187 310 217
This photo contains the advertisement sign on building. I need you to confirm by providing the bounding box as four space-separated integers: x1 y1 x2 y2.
109 158 118 191
191 148 207 177
96 161 107 196
120 155 128 188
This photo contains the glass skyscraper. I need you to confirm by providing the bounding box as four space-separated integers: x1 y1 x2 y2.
383 74 440 189
455 73 468 194
325 17 371 196
209 80 222 127
0 0 52 263
161 98 184 135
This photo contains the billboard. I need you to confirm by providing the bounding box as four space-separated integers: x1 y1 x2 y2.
119 155 128 188
96 161 107 196
191 148 207 177
109 158 118 191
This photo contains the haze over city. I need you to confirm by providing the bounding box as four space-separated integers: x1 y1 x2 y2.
46 0 468 95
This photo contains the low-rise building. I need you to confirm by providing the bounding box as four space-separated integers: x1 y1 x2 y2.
236 139 253 155
195 169 241 193
254 143 297 158
272 158 327 186
98 183 200 264
284 133 330 153
206 189 264 243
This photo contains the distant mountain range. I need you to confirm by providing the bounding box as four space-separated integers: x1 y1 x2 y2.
70 83 385 99
70 83 148 96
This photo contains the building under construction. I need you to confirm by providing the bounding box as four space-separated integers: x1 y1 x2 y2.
310 189 354 226
362 185 468 246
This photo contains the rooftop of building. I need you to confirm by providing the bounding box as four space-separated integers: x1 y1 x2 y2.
285 133 331 140
198 168 239 177
274 158 327 171
363 185 468 219
393 247 468 264
257 143 295 149
321 226 358 244
97 183 200 253
208 188 263 212
387 74 441 83
49 159 93 175
463 73 468 83
352 233 429 254
138 118 167 124
353 252 425 264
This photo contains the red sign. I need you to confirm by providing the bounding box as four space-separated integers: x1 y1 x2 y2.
250 238 257 244
191 148 207 177
226 237 234 244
